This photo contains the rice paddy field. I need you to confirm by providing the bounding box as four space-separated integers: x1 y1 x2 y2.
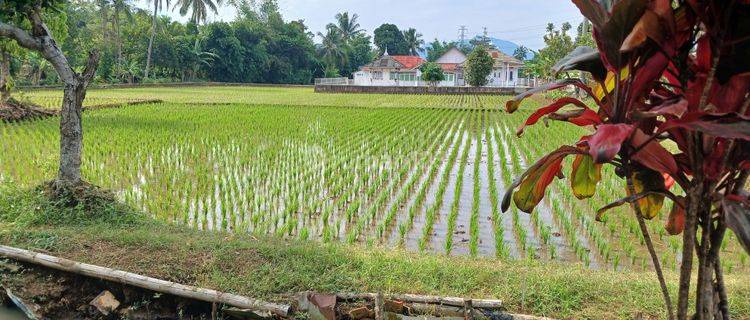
3 85 749 274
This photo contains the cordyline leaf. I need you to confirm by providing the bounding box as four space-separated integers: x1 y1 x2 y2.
630 129 679 175
587 124 635 163
570 154 602 199
593 67 630 100
547 108 602 127
621 9 665 52
660 112 750 141
552 46 607 81
631 98 688 119
502 146 582 213
666 196 686 235
572 0 609 28
626 52 670 104
596 191 667 221
505 79 594 113
627 168 666 219
517 97 591 136
724 197 750 255
597 0 648 70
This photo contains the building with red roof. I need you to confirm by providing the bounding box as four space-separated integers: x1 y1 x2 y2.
352 46 530 87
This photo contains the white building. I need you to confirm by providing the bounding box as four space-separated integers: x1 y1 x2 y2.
352 47 529 87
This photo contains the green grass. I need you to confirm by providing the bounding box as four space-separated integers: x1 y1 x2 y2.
2 186 749 320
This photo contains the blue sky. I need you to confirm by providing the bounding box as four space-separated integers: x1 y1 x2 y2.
135 0 585 50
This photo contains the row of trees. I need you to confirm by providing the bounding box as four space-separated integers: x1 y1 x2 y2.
1 0 441 87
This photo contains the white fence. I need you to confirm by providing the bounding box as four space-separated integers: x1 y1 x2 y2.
315 77 538 88
314 77 353 85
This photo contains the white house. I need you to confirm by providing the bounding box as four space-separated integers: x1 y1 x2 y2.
352 47 529 87
353 50 426 86
486 49 525 87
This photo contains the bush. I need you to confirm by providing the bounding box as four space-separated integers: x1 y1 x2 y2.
420 62 445 86
464 46 494 87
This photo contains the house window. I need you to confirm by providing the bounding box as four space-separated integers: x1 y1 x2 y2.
398 73 417 82
390 72 398 80
509 70 514 81
444 73 455 82
373 71 383 80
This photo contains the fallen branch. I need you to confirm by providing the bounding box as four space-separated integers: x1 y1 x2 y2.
0 245 291 317
335 292 503 309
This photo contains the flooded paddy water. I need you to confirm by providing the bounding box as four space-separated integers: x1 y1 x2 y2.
2 91 749 273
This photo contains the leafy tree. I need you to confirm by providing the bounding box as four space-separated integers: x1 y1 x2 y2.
373 23 408 55
0 0 99 188
425 39 451 62
342 33 373 77
464 45 493 87
402 27 424 56
513 45 529 61
527 22 574 79
419 62 444 86
333 12 363 44
202 22 244 82
504 1 750 319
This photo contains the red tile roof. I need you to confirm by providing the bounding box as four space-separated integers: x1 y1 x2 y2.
438 63 460 72
391 55 425 69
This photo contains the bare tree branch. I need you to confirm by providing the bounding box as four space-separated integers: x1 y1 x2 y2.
0 21 43 51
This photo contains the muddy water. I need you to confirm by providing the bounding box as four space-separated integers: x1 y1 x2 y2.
475 132 496 257
0 305 28 320
487 127 521 258
428 132 469 254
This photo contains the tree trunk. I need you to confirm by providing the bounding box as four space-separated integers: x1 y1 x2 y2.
144 4 157 79
57 80 86 185
0 49 10 102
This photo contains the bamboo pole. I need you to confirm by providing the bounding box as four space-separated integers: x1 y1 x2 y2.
0 245 291 317
335 292 503 309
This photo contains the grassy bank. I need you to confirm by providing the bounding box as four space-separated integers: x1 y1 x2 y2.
1 186 749 319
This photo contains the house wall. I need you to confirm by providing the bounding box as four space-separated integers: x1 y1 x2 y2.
435 48 467 64
315 85 523 95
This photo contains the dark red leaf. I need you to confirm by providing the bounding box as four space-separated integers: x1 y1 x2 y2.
632 98 688 119
627 52 669 104
572 0 609 28
621 10 665 52
552 46 608 81
587 124 635 163
630 129 679 175
517 97 591 136
724 197 750 255
660 112 750 140
505 79 594 113
502 146 583 213
666 197 686 235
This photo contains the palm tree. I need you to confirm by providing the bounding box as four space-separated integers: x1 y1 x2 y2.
317 25 347 72
110 0 133 78
175 0 221 24
333 12 363 44
144 0 170 79
403 28 424 56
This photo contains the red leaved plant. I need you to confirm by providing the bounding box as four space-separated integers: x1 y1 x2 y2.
502 1 750 319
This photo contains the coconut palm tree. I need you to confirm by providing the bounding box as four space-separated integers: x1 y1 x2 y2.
334 12 363 44
144 0 170 79
317 24 347 72
175 0 221 24
403 28 424 56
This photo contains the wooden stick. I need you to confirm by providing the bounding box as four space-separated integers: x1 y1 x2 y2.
0 245 291 317
335 292 502 309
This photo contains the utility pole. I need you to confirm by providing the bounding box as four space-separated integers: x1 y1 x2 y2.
458 25 468 46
